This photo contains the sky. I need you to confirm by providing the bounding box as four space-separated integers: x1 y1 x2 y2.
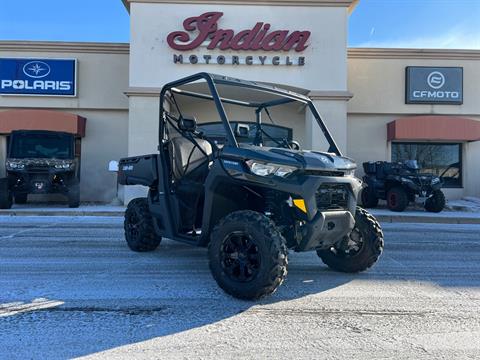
1 0 480 49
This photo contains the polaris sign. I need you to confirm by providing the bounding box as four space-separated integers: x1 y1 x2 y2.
0 58 76 96
406 66 463 105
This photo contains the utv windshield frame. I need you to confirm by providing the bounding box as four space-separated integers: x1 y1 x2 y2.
159 72 341 156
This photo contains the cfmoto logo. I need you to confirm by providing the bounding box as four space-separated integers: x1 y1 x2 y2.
23 61 51 79
427 71 445 89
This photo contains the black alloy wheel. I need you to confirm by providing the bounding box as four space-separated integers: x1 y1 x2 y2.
124 198 161 252
221 231 261 283
209 210 288 300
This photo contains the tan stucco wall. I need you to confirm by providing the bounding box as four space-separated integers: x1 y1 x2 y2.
346 49 480 199
348 53 480 115
0 42 130 202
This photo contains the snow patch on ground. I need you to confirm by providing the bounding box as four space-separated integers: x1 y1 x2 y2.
446 197 480 212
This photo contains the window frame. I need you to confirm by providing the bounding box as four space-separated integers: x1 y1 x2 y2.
391 141 463 188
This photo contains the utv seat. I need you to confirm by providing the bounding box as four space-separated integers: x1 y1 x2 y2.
169 136 213 181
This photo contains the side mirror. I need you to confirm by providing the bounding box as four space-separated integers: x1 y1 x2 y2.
235 123 250 138
179 116 197 132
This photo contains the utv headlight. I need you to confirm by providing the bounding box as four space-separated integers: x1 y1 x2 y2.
6 161 25 170
431 177 441 185
344 169 355 177
55 162 74 169
246 160 297 178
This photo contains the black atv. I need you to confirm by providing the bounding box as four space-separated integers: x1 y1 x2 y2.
361 160 445 213
0 130 80 209
118 73 384 300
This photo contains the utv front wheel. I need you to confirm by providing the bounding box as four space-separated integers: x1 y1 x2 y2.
317 207 384 273
386 187 408 212
424 190 445 213
0 178 12 209
208 210 288 300
124 198 161 252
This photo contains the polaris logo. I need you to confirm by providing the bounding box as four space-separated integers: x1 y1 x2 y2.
23 61 51 78
1 80 72 91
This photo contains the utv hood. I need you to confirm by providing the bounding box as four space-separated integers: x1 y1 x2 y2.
227 145 356 172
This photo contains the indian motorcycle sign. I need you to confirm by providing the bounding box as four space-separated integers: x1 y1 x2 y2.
167 12 310 66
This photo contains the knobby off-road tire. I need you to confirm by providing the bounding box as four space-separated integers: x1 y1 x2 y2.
424 190 446 213
361 187 379 208
67 180 80 208
14 193 28 204
386 186 408 212
208 210 288 300
317 207 384 273
124 198 161 252
0 178 12 209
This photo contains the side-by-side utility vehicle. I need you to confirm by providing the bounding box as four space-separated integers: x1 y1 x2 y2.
0 130 80 209
361 160 445 212
118 73 384 300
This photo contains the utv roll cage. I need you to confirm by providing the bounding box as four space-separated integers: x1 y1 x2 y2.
159 72 341 155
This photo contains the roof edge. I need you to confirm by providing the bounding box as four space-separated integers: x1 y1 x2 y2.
0 41 129 54
121 0 357 12
348 47 480 60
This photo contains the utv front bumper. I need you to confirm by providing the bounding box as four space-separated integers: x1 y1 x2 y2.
298 210 355 252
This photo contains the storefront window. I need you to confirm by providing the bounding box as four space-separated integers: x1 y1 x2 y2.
391 142 462 187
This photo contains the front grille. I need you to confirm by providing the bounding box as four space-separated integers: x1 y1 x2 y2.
304 170 344 177
27 163 50 172
316 184 349 211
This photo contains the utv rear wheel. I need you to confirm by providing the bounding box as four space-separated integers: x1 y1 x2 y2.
386 187 408 212
68 181 80 208
317 207 384 273
361 187 379 208
14 193 28 204
0 178 12 209
124 198 161 252
425 190 445 213
208 210 288 300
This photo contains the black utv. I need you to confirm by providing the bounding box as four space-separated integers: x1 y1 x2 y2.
118 73 384 300
0 130 80 209
361 160 445 212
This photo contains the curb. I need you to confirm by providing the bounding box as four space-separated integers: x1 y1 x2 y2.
0 211 124 217
374 214 480 225
0 210 479 224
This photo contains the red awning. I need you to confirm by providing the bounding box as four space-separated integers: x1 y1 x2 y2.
387 116 480 142
0 109 86 137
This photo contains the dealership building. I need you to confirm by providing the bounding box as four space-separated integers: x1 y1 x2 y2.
0 0 479 203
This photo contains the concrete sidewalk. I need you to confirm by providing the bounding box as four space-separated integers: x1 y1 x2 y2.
0 203 480 224
0 204 126 217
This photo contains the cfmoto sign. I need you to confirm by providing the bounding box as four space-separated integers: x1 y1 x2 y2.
0 58 77 96
426 71 445 89
406 66 463 104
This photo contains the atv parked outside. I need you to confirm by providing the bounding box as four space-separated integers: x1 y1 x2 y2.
361 160 445 212
0 130 80 209
118 73 384 300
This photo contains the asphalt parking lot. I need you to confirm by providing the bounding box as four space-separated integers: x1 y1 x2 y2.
1 216 479 359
